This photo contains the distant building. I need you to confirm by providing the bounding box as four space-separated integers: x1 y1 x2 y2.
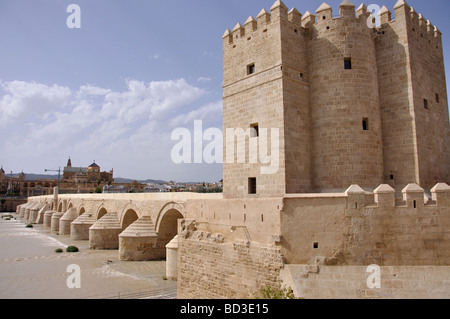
0 166 56 197
63 158 114 184
103 185 127 194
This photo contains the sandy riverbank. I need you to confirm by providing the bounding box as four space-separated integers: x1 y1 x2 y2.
0 213 177 299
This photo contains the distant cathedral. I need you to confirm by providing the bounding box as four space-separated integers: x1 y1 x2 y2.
63 157 114 184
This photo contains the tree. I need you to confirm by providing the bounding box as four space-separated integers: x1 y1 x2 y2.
94 187 102 193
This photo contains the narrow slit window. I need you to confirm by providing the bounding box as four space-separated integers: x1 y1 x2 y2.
250 123 259 138
424 99 429 109
344 57 352 69
247 63 255 75
362 118 369 131
436 94 440 103
248 178 257 194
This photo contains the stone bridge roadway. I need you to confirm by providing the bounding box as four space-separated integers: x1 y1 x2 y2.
17 192 222 262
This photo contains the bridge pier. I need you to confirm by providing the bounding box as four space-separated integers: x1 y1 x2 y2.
29 203 43 222
71 210 96 240
43 210 56 227
89 211 122 250
35 204 50 224
51 211 64 232
118 216 159 261
165 235 178 280
59 207 78 235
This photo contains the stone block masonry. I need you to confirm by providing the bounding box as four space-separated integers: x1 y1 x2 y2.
15 0 450 300
19 182 450 299
223 0 450 198
177 221 284 299
281 265 450 299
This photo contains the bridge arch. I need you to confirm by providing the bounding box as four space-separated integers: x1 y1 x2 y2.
155 202 185 234
155 202 185 254
96 206 108 220
121 209 139 231
79 207 86 216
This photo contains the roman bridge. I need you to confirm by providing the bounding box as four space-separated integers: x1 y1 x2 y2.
14 183 450 298
16 190 223 263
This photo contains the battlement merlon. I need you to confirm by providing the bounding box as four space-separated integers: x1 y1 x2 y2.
390 0 442 41
339 0 356 19
223 0 442 45
431 183 450 206
344 183 450 208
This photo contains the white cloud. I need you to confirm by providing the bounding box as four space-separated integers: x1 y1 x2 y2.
197 77 212 83
77 85 111 97
98 79 205 124
0 78 221 180
169 100 222 127
0 80 71 125
149 53 160 60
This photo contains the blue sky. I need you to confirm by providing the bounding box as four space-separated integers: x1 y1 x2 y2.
0 0 449 183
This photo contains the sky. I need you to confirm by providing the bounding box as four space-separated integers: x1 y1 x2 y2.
0 0 449 183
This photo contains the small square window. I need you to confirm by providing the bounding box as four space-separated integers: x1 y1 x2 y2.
424 99 429 109
248 178 257 194
247 63 255 75
344 57 352 70
313 242 319 249
362 118 369 131
250 123 259 138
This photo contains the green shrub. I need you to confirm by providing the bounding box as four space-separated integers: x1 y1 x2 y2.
25 223 33 228
55 248 63 253
254 285 297 299
94 187 102 193
66 246 79 253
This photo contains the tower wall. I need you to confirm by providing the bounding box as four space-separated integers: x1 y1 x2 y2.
308 4 384 192
375 3 418 192
280 8 313 194
406 8 450 188
376 2 450 192
222 6 288 199
222 0 450 198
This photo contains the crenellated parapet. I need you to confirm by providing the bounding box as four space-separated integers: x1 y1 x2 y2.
383 0 442 45
345 183 450 209
223 0 443 46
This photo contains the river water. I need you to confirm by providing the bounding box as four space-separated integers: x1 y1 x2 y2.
0 213 177 299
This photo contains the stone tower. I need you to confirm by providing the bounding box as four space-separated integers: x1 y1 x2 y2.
222 0 450 199
375 0 450 193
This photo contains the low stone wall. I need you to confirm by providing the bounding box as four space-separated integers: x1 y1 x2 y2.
0 198 27 212
281 184 450 266
177 220 284 299
280 265 450 299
